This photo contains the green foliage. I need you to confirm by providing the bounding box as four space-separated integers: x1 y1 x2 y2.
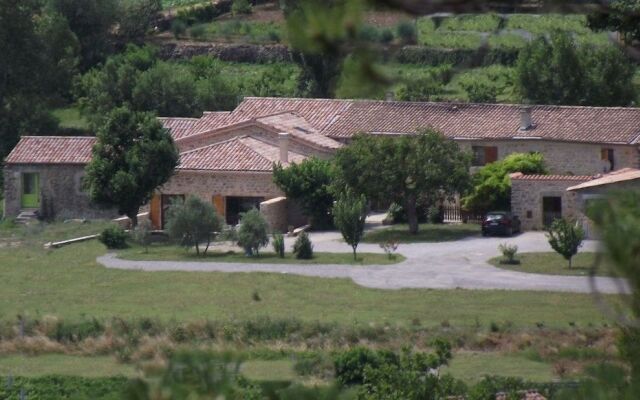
237 208 269 256
506 14 590 35
231 0 252 15
516 31 636 106
396 21 417 44
272 233 285 258
84 107 179 224
0 376 128 400
588 0 640 44
99 225 129 249
462 152 547 215
427 205 444 224
419 32 483 49
166 196 223 256
334 347 397 386
358 343 462 400
132 219 153 252
546 218 585 268
75 46 240 124
171 19 187 38
273 158 335 229
461 78 499 103
333 190 367 259
117 0 162 41
334 130 470 234
292 232 313 260
438 13 502 32
498 243 519 264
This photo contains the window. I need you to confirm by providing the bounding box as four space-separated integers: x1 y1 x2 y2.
601 148 615 171
472 146 498 166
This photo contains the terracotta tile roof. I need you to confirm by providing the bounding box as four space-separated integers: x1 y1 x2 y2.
255 112 343 150
159 117 200 140
567 168 640 191
189 111 235 136
178 136 306 172
510 172 594 181
5 136 95 164
233 97 640 144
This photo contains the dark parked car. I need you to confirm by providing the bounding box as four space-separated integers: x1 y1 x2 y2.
481 211 521 236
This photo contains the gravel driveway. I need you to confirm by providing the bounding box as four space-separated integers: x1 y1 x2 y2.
98 230 628 294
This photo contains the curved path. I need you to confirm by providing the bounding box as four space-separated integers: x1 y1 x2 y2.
99 231 628 294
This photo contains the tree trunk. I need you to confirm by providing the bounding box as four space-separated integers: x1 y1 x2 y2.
203 234 211 256
352 246 357 260
195 241 200 256
404 195 419 235
568 256 572 269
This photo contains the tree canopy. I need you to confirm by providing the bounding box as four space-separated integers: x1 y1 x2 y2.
333 130 471 234
516 31 637 106
462 152 547 215
84 107 179 225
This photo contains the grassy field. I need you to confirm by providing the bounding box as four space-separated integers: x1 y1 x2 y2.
52 107 90 130
118 245 404 265
0 223 618 328
444 351 553 383
363 223 479 244
488 252 616 277
0 355 136 378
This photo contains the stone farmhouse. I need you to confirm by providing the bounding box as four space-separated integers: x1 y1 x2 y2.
3 97 640 232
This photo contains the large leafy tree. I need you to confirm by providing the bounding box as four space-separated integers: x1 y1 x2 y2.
334 130 471 234
273 157 335 229
588 0 640 45
84 108 179 226
462 152 547 215
516 31 636 106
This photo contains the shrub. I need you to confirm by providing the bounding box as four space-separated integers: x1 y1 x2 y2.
334 347 396 386
461 79 499 103
231 0 252 15
379 240 399 259
132 219 152 253
333 190 367 260
272 232 285 258
171 19 187 39
293 232 313 259
427 205 444 224
358 25 381 42
498 243 519 265
396 21 417 44
190 24 206 40
166 196 224 256
99 225 128 249
546 218 585 268
237 208 269 256
380 28 394 43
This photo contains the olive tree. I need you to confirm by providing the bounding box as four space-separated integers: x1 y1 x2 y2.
237 208 269 256
166 196 224 256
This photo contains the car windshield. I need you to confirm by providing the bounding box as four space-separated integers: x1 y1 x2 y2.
486 214 505 221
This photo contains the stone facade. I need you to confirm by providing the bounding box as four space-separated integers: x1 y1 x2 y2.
260 197 288 233
511 178 582 231
3 164 117 220
457 140 638 175
159 170 283 200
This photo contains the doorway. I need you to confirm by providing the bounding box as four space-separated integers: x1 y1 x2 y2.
225 197 264 225
21 173 40 209
542 196 562 227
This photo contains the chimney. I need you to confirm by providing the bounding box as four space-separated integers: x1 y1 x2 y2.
278 132 290 164
519 107 533 131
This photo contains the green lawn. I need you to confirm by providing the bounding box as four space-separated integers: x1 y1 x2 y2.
0 223 619 328
241 360 297 382
488 252 616 277
0 355 135 378
443 351 554 383
363 223 479 244
118 245 403 265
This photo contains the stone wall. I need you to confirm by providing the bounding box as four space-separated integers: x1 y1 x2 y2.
260 197 288 233
511 178 582 231
155 41 291 63
159 170 283 201
457 140 638 175
3 164 117 220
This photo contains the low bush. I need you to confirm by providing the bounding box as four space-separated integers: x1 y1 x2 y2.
99 225 128 249
171 19 187 38
498 243 519 265
231 0 252 15
189 24 206 39
237 209 269 256
292 232 313 259
396 21 417 44
272 233 285 258
334 347 397 385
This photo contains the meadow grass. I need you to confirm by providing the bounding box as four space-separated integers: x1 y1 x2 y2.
0 354 135 378
488 252 616 277
0 222 619 328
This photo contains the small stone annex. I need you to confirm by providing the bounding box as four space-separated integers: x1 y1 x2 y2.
3 97 640 231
